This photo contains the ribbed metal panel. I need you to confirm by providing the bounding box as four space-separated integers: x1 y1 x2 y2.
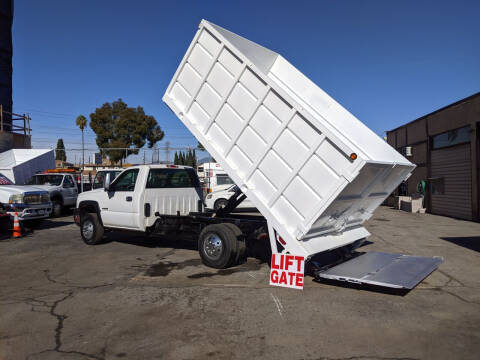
431 144 472 220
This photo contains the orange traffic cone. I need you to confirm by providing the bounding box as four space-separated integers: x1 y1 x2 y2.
12 212 22 238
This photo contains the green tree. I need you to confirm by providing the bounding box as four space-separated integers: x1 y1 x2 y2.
55 138 66 161
192 149 197 168
76 115 87 168
174 152 179 165
89 99 164 165
179 151 185 165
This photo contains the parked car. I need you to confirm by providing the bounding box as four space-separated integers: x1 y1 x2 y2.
91 169 123 190
26 173 78 217
0 172 52 222
205 184 255 210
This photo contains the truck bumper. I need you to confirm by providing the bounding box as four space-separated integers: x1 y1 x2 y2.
73 208 80 226
5 203 52 220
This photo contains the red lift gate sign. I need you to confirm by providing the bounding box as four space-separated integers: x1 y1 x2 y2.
270 254 305 290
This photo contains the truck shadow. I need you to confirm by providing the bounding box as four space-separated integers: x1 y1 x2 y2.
440 236 480 253
106 231 271 264
108 232 198 251
311 278 410 296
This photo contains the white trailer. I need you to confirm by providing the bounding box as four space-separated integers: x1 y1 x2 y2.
162 20 442 289
0 149 55 185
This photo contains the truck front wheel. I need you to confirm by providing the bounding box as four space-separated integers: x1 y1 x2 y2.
80 213 104 245
198 223 243 269
51 199 62 217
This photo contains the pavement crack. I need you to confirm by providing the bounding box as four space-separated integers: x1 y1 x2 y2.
51 291 74 351
436 269 466 287
21 289 106 360
44 269 114 290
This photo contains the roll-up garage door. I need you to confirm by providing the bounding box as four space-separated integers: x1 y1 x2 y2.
431 143 472 220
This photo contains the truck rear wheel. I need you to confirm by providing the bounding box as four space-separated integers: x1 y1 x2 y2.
80 213 104 245
198 223 243 269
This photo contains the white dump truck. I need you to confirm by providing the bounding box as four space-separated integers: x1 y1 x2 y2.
75 20 442 290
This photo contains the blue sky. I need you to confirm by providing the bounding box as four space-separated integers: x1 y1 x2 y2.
12 0 480 164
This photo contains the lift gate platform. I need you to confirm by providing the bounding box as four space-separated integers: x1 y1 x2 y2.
316 252 444 289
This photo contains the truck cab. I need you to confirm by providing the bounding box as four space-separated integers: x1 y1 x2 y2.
75 165 202 239
26 173 78 216
0 172 52 221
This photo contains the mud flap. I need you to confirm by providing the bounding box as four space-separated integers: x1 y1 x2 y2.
316 251 443 289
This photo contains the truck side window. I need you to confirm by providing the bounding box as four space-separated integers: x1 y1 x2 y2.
146 169 200 188
63 176 75 188
110 169 139 192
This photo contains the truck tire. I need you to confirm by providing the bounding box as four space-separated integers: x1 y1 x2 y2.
80 213 104 245
198 223 242 269
51 199 62 217
223 223 246 264
214 199 228 210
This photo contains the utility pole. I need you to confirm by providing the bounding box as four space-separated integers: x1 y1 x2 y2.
165 141 171 164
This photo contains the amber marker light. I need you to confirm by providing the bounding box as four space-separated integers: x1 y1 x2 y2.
350 153 358 161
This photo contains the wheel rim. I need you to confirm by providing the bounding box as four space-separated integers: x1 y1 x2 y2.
82 220 94 240
203 233 223 261
216 201 226 210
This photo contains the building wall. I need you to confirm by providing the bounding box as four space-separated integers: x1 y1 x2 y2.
0 0 13 130
387 93 480 221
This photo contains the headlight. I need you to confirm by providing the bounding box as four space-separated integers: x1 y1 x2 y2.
206 194 212 199
9 194 23 204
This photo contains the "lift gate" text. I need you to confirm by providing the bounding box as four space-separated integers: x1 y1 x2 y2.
270 254 305 290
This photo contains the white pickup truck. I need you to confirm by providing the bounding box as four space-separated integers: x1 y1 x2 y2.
27 173 78 216
74 165 253 268
0 172 52 222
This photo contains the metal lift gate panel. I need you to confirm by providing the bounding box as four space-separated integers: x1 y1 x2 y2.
317 252 444 289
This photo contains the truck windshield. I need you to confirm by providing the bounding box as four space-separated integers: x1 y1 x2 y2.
0 173 13 185
27 175 63 186
216 174 234 186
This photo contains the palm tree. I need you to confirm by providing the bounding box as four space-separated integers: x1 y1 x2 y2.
76 115 87 169
76 115 88 192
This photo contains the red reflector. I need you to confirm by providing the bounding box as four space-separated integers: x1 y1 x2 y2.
258 233 268 241
166 165 178 168
278 236 286 245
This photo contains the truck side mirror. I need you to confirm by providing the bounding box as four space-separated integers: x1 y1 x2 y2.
104 173 111 191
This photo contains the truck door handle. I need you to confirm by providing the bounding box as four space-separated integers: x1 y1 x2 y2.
126 196 132 202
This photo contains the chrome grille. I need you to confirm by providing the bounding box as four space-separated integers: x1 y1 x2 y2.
24 192 50 205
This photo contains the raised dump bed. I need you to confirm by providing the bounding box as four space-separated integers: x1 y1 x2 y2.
163 20 415 260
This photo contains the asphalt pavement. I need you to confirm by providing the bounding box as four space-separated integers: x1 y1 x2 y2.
0 207 479 360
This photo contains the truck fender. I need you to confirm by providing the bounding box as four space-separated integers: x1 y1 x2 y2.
78 200 103 226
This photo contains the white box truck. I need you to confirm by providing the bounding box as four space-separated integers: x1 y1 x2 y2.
75 20 442 290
